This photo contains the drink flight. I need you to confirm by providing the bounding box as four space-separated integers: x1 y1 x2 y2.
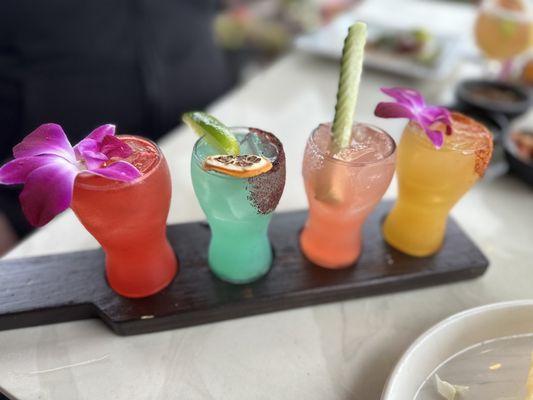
0 22 492 298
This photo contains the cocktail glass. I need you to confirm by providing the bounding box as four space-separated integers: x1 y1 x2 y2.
191 127 286 284
383 112 493 257
71 135 178 298
300 122 396 269
474 0 532 78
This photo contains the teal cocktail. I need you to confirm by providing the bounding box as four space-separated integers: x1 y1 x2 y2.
191 127 286 283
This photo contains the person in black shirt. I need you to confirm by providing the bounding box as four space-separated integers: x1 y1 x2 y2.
0 0 231 249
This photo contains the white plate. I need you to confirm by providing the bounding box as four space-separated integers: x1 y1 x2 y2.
381 300 533 400
294 15 463 81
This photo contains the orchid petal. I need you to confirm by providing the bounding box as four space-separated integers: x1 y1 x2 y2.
19 159 78 227
0 122 145 228
13 124 75 161
100 135 133 158
82 153 108 170
375 87 453 149
381 87 426 109
425 128 444 149
424 106 452 135
74 138 108 169
0 155 65 185
85 124 116 143
374 102 416 119
75 138 99 155
423 106 452 122
86 161 141 182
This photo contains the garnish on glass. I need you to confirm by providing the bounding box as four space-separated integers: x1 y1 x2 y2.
314 21 367 203
331 22 367 153
374 87 452 149
0 124 141 227
183 111 272 178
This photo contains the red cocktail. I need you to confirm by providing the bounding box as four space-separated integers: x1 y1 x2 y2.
71 136 177 298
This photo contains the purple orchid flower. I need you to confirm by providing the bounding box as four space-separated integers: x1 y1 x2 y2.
0 124 141 227
374 87 452 149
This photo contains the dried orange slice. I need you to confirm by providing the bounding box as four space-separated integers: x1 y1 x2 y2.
204 154 272 178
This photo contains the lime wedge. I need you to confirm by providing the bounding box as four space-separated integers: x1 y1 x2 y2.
183 112 240 155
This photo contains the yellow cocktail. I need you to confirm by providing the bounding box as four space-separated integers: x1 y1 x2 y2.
383 112 493 257
475 0 531 61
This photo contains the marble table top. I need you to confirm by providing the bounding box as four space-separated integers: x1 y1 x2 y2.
1 48 532 399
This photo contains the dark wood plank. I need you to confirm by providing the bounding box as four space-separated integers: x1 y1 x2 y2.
0 201 489 335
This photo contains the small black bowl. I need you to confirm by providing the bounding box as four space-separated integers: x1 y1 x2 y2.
456 79 531 121
503 129 533 187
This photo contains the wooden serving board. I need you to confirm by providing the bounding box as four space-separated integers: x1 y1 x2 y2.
0 201 489 336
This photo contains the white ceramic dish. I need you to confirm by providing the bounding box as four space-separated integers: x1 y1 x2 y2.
381 300 533 400
294 15 462 81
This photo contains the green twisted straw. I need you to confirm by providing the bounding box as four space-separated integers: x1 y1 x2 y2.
332 22 367 152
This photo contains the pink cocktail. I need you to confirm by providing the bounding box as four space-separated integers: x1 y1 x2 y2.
300 123 396 269
72 136 177 297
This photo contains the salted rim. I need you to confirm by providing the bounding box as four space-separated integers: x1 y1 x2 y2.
74 134 163 191
307 122 396 167
191 127 280 180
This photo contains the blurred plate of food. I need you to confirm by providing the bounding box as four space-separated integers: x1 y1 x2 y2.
295 16 463 81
